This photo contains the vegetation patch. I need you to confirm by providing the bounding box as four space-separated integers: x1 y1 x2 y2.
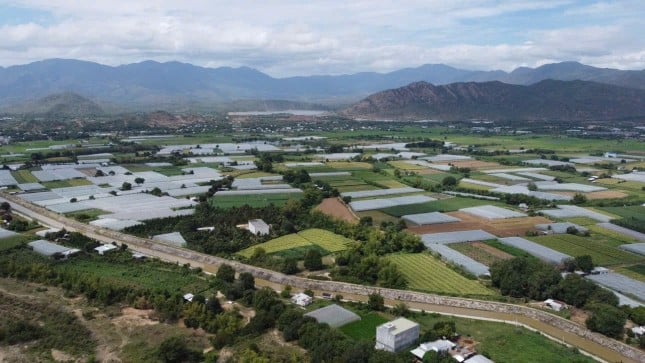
339 313 388 340
42 178 93 189
387 253 494 296
11 170 39 183
528 235 644 266
210 193 303 208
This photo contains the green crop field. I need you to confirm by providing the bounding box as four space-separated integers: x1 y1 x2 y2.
340 313 388 340
483 240 537 259
380 197 504 217
0 234 35 252
42 179 93 189
528 235 644 266
387 253 494 296
210 193 302 208
11 170 38 183
238 228 354 258
587 224 639 244
298 228 354 252
238 234 311 258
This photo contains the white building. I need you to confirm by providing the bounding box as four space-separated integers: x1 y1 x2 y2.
248 219 270 236
544 299 565 312
632 326 645 337
94 244 118 255
375 317 420 353
410 339 456 360
291 292 313 307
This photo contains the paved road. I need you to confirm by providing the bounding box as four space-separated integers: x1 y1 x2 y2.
2 193 643 363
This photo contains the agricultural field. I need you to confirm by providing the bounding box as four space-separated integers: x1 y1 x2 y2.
483 240 537 259
450 242 513 266
315 197 358 223
210 192 302 208
42 179 93 189
381 197 505 217
298 228 354 252
387 253 494 296
238 228 354 258
11 169 39 183
528 234 644 266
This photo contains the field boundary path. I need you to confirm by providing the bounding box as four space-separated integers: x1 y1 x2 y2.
1 192 643 363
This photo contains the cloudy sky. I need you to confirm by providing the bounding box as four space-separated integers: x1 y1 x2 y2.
0 0 643 76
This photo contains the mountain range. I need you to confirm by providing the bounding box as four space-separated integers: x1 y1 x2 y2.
0 59 644 112
342 80 645 121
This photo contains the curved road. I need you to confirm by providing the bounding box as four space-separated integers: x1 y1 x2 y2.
2 193 643 363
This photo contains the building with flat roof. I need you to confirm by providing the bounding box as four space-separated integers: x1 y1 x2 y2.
291 293 313 307
376 317 420 353
248 219 270 236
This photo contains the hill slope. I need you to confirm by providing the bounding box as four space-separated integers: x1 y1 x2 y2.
0 60 644 111
9 92 104 117
342 80 645 121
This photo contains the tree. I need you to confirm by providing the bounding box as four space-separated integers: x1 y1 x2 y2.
281 258 299 274
629 306 645 326
527 182 538 191
121 182 132 191
206 295 223 315
157 336 202 363
216 264 236 283
304 249 323 271
572 193 587 205
368 293 385 311
574 255 594 273
432 321 456 339
377 263 407 289
134 177 145 185
239 272 255 291
94 169 105 177
586 304 627 339
442 176 457 187
392 302 410 317
0 201 10 211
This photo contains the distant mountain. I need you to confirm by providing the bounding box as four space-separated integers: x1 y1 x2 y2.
8 92 104 117
342 80 645 121
0 59 643 111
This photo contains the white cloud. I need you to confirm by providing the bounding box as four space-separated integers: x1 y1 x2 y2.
0 0 643 75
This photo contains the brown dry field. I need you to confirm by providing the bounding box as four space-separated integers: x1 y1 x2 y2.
471 241 513 260
552 190 628 200
446 160 502 170
406 211 553 237
315 197 358 224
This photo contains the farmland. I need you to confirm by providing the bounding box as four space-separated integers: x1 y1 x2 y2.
528 234 644 266
238 228 354 258
450 242 512 266
616 264 645 282
387 253 494 296
315 197 358 223
11 170 38 183
381 197 504 217
210 192 302 208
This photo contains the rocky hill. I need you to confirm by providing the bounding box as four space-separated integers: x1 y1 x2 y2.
342 80 645 121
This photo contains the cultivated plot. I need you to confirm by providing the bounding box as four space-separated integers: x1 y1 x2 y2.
387 253 493 295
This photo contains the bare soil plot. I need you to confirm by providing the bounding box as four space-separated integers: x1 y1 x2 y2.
450 242 512 266
315 197 358 223
407 211 553 237
554 190 628 200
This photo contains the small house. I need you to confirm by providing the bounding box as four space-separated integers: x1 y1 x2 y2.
410 339 456 360
183 293 195 302
248 219 270 236
94 244 118 255
376 317 420 353
466 355 495 363
632 326 645 337
544 298 565 312
291 292 313 307
590 267 609 275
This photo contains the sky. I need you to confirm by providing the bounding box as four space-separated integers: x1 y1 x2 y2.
0 0 643 77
